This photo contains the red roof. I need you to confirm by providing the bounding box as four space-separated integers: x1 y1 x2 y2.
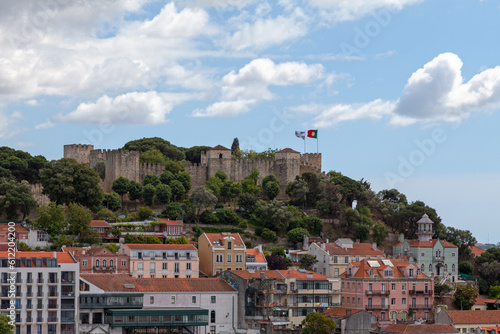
396 239 457 249
227 270 284 280
276 270 329 280
246 249 266 263
276 148 300 154
383 324 458 333
90 220 112 228
123 244 196 250
345 259 430 279
470 245 486 257
211 145 230 151
81 274 235 292
0 223 29 233
323 242 384 256
323 307 361 317
446 310 500 325
0 251 76 263
153 218 183 225
203 233 245 248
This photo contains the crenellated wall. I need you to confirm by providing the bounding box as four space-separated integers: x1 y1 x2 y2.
63 144 94 164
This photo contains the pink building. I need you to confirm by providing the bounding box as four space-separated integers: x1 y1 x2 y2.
152 218 183 237
62 246 130 274
341 258 434 324
119 243 199 278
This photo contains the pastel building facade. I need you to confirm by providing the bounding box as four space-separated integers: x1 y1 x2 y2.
393 214 459 282
341 258 434 323
62 246 130 274
198 233 246 276
118 243 199 278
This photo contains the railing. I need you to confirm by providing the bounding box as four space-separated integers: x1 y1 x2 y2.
411 304 432 309
433 257 445 262
26 292 33 297
365 304 390 310
409 290 433 295
37 279 44 284
365 290 390 295
48 279 59 284
61 278 75 284
48 292 59 297
47 317 58 322
26 278 33 283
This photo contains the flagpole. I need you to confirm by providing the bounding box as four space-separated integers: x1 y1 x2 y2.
304 137 306 153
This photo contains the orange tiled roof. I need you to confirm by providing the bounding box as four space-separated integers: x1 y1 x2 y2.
246 249 266 263
276 148 300 154
81 274 235 292
474 296 499 305
0 223 29 233
227 270 284 280
211 145 230 150
383 324 458 333
446 310 500 325
203 233 245 248
276 270 329 280
470 245 486 257
397 239 457 248
323 242 384 256
348 259 430 279
153 218 183 225
323 307 361 317
124 244 196 250
90 220 112 227
0 251 76 263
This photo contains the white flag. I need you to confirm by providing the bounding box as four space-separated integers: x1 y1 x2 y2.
295 131 305 140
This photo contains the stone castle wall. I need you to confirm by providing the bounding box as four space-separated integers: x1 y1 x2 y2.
63 145 323 194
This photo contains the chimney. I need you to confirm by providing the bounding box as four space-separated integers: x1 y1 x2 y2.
326 239 329 243
257 245 263 254
53 251 57 258
321 243 326 250
303 235 310 250
399 233 405 243
372 242 377 250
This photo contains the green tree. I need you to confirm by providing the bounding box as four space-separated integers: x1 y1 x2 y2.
105 243 119 253
316 183 341 223
112 177 130 206
261 228 277 242
263 181 280 201
200 210 218 224
328 171 365 207
241 169 261 196
270 246 287 257
96 208 116 222
143 184 157 206
288 227 309 245
139 149 166 164
128 180 143 210
80 227 101 245
110 227 122 238
162 202 184 220
138 206 153 220
221 180 241 206
175 172 192 193
237 193 257 217
36 202 66 235
143 174 160 187
286 178 309 209
372 222 389 244
254 200 293 232
231 138 240 157
103 192 122 212
0 178 37 219
122 137 185 161
184 146 211 164
156 184 172 205
301 312 336 334
459 261 474 275
299 254 318 271
190 186 217 219
40 158 104 210
65 203 93 236
206 176 223 198
160 170 175 185
488 286 500 299
304 216 323 236
170 180 186 201
214 170 228 182
164 160 185 174
0 314 14 334
215 208 240 225
182 200 197 223
453 283 478 310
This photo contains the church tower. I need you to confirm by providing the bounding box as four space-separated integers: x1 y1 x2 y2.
415 213 434 242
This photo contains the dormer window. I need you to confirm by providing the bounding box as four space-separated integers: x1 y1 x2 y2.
369 269 374 276
228 241 232 250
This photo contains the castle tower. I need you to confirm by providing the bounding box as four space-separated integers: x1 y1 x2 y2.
275 148 301 190
63 144 94 164
207 145 232 178
415 214 434 242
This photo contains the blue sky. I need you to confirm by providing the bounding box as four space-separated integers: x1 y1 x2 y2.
1 0 500 243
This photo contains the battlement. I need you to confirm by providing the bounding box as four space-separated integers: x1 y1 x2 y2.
64 144 94 150
64 144 95 164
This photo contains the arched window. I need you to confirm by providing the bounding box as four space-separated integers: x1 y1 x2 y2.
390 311 397 321
429 264 432 272
444 264 448 272
211 310 216 323
103 260 107 267
452 264 455 272
400 311 407 321
95 260 100 267
110 260 114 267
421 264 425 272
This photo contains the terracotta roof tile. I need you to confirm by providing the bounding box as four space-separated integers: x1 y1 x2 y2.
446 310 500 325
0 223 29 233
405 239 457 249
383 324 458 333
470 245 486 257
153 218 183 225
227 270 284 280
323 307 361 317
474 296 499 305
276 148 300 154
276 270 329 280
323 242 384 256
81 274 235 292
123 244 196 250
246 249 266 263
211 145 230 151
90 220 112 227
203 233 245 248
0 251 76 263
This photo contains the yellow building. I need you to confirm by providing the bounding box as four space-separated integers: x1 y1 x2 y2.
198 232 246 276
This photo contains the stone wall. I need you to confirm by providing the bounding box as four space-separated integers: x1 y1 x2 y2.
63 144 94 164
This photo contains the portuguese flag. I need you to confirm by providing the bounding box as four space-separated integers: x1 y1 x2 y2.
307 129 318 138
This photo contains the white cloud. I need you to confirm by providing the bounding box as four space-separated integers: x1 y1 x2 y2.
0 110 25 139
225 7 309 50
51 91 199 125
194 58 330 117
304 53 500 128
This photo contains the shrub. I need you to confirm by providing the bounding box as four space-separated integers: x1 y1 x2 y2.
200 210 218 225
138 207 153 220
261 228 277 242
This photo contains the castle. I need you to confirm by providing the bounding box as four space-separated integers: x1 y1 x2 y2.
63 144 324 197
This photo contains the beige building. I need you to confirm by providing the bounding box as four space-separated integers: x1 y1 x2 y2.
118 243 199 278
198 233 246 276
435 310 500 333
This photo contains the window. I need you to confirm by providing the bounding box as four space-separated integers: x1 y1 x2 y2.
228 241 232 250
347 282 350 290
391 298 396 305
334 268 339 277
345 256 349 263
95 260 100 267
150 296 154 304
192 296 197 303
425 284 429 293
445 264 448 272
102 260 107 267
209 326 216 334
150 262 156 273
211 296 216 303
110 260 114 267
150 252 155 259
163 252 167 259
390 311 397 321
122 260 126 267
409 269 414 277
171 296 176 304
186 253 191 260
333 256 337 264
402 298 406 305
227 254 232 263
236 254 243 262
175 252 179 260
381 312 386 321
162 263 168 270
421 264 425 272
391 283 396 291
138 262 143 270
211 310 216 323
401 311 407 321
186 275 191 278
82 260 88 267
357 298 360 305
369 269 374 276
346 297 350 304
162 275 167 278
174 263 180 273
368 283 372 292
429 264 432 272
452 252 456 257
421 252 425 257
216 254 223 263
187 263 191 270
138 252 143 259
452 264 456 272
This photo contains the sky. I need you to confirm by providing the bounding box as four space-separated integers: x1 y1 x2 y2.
1 0 500 243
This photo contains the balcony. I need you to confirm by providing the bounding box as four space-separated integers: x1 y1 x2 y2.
411 304 432 309
409 290 433 295
47 317 58 322
36 293 45 298
37 279 44 284
365 304 390 310
433 257 445 263
48 292 59 298
26 292 33 297
365 290 390 295
26 278 33 283
93 266 116 271
48 279 59 284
